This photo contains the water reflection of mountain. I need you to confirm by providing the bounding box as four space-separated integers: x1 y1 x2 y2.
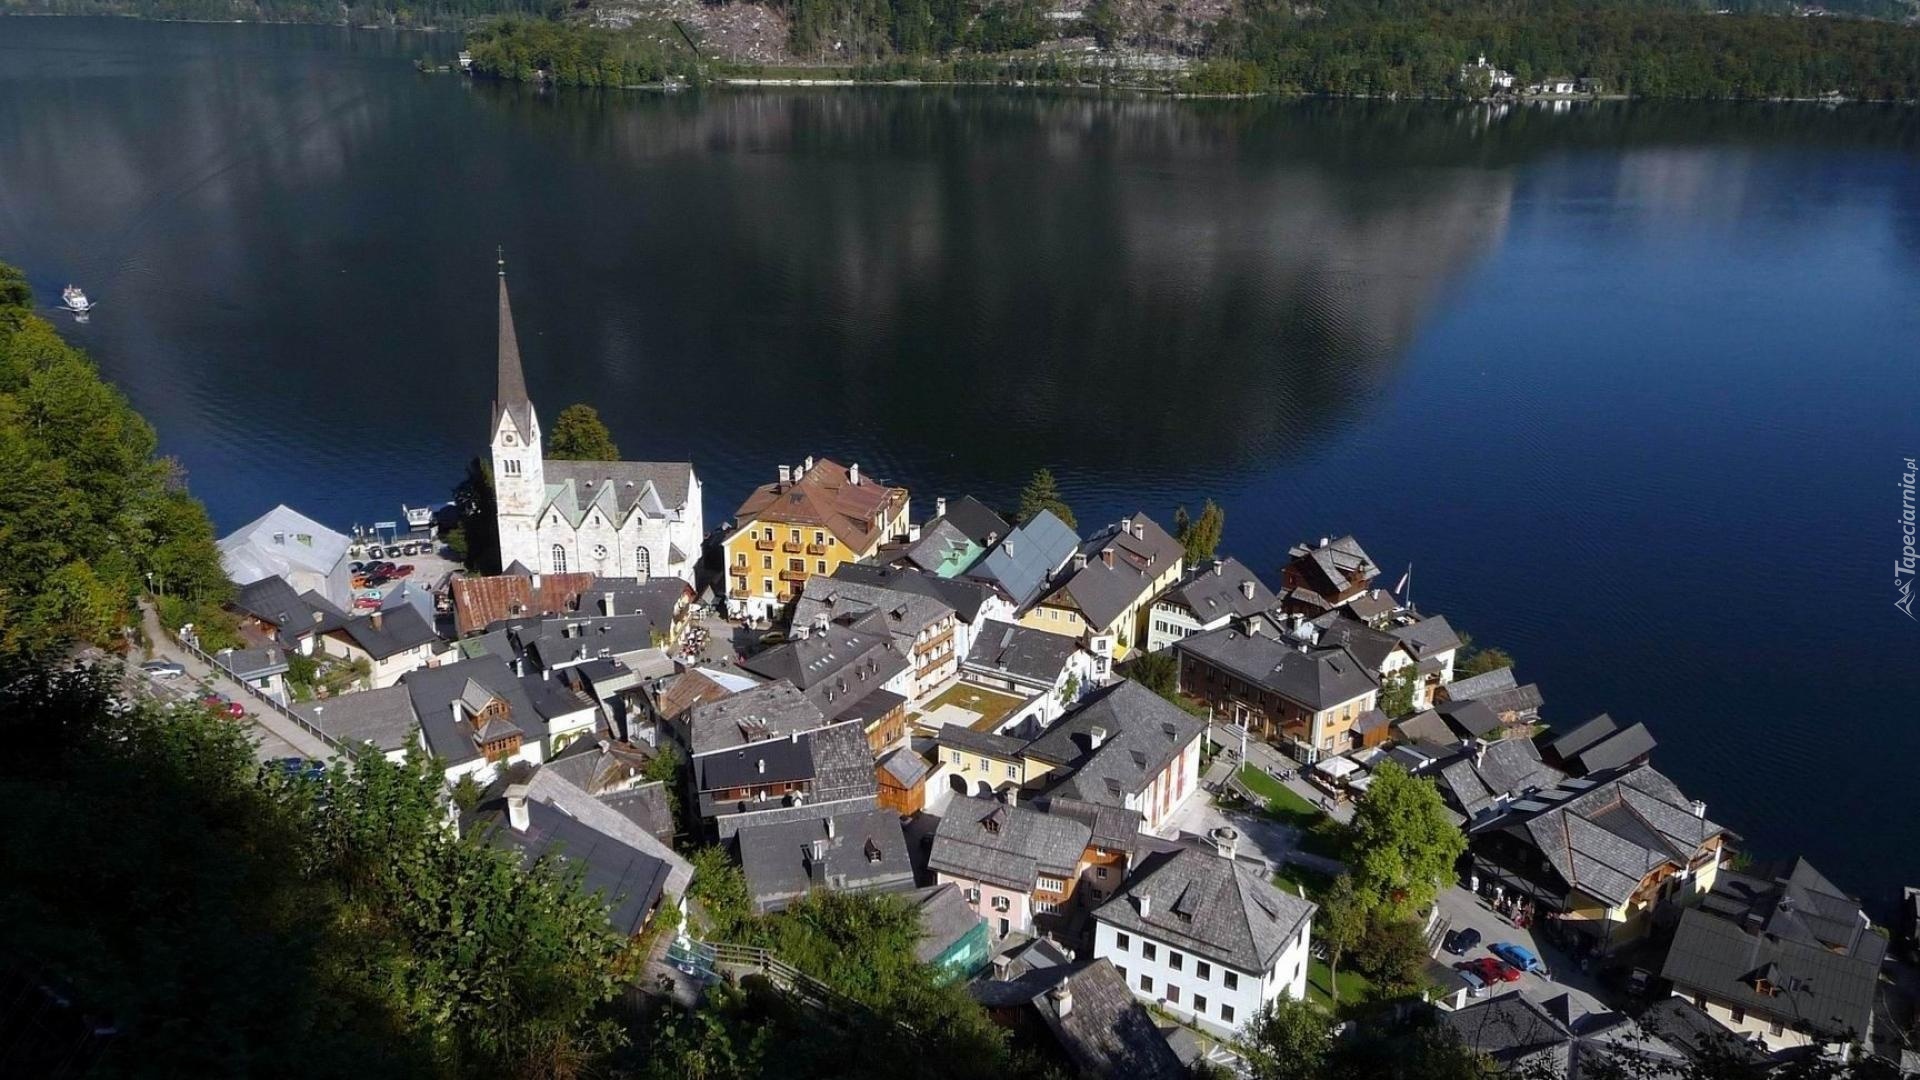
471 88 1516 485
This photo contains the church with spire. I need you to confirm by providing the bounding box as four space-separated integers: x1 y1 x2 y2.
488 257 703 585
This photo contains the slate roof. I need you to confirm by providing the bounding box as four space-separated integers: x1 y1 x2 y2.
1042 795 1143 852
964 510 1080 609
582 577 692 628
928 797 1092 891
1393 709 1459 747
1436 697 1505 739
218 504 349 584
1023 960 1189 1080
888 518 985 578
539 460 696 531
543 736 648 795
1471 765 1725 908
1038 514 1183 631
1440 992 1575 1068
697 736 816 792
731 458 905 554
878 745 932 789
1445 666 1518 702
219 646 289 679
940 726 1031 760
1310 616 1408 673
231 575 332 644
738 611 912 723
684 680 829 757
1547 713 1620 764
1635 997 1775 1067
1437 738 1567 819
1025 681 1204 809
652 667 756 726
597 783 677 844
1284 535 1378 599
480 797 671 937
1160 557 1276 623
1392 614 1463 660
929 495 1012 549
297 686 419 754
909 883 985 965
736 808 915 912
963 619 1081 686
1661 907 1879 1043
791 579 955 644
510 766 691 902
451 571 599 637
832 562 998 624
328 603 442 661
1700 858 1884 962
404 657 539 767
1094 847 1316 974
1174 625 1378 711
517 613 663 671
1572 722 1659 776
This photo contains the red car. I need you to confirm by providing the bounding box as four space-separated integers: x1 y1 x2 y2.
391 564 415 578
201 693 245 718
1456 957 1522 984
354 596 384 610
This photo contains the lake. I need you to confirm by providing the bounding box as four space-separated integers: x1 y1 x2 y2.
3 18 1917 912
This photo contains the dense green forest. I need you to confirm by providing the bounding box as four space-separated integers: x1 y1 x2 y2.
0 262 234 656
465 16 701 85
0 0 552 28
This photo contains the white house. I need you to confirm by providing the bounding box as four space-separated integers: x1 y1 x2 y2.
1018 680 1204 835
219 503 354 608
959 619 1100 734
1092 843 1317 1039
318 605 447 690
488 262 703 585
1144 557 1277 654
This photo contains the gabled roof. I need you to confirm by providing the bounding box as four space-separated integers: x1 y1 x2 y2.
1445 666 1518 702
731 458 905 554
1437 738 1566 819
909 883 985 966
927 495 1009 548
231 576 334 644
964 510 1080 609
218 646 289 679
1392 614 1463 659
482 796 671 937
791 579 954 643
1285 535 1378 598
1439 991 1573 1067
1037 514 1184 631
511 766 692 903
1661 908 1878 1042
878 745 932 789
888 518 984 578
1093 847 1316 974
1436 697 1504 739
737 611 911 723
218 504 350 584
1025 681 1204 809
736 808 914 911
1571 722 1658 776
1309 615 1409 673
404 656 541 766
832 562 999 624
1174 625 1378 712
296 686 418 753
963 619 1081 687
1473 765 1725 908
684 680 829 757
1547 713 1619 763
1021 960 1188 1080
1701 857 1883 962
539 460 696 530
1159 557 1275 623
652 667 758 725
327 603 442 661
451 571 599 637
927 797 1091 891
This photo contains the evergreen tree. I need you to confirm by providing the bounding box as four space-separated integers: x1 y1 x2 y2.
1015 468 1075 529
1173 498 1226 564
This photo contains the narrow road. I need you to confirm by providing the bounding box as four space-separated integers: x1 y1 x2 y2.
138 601 334 761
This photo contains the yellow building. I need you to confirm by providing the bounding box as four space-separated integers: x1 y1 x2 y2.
1018 513 1184 679
723 457 910 623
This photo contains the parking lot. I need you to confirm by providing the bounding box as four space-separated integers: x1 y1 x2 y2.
1434 883 1612 1012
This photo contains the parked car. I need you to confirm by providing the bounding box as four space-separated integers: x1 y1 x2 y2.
1443 927 1483 956
391 564 415 578
349 561 366 573
141 659 187 680
400 542 420 556
1490 942 1546 976
1456 957 1523 984
364 546 385 559
1454 967 1487 993
363 576 390 589
354 597 383 610
200 692 244 718
359 589 382 600
270 757 327 782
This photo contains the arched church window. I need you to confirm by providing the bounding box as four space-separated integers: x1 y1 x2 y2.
635 548 651 577
551 545 568 573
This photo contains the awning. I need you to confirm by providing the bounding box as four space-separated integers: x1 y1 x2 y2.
1315 756 1361 781
1349 774 1376 792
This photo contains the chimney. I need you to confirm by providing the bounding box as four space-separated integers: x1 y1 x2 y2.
848 462 860 486
1136 893 1152 918
986 531 999 548
1003 541 1014 560
1074 552 1088 571
1240 580 1256 601
1132 520 1144 540
1089 725 1108 750
1212 559 1224 577
1211 825 1240 861
511 656 524 678
908 523 922 543
602 591 615 616
1100 548 1115 569
1000 786 1017 807
1047 981 1074 1019
790 729 803 744
778 463 792 485
1691 799 1707 819
936 496 947 519
804 455 815 473
369 609 384 631
505 784 531 831
826 816 837 838
1319 536 1331 548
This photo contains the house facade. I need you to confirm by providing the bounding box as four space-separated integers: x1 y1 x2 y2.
1091 845 1317 1039
928 796 1096 939
723 457 910 623
317 605 446 690
792 579 960 701
218 503 355 608
486 266 703 586
1144 557 1276 654
1174 620 1379 762
1019 514 1184 675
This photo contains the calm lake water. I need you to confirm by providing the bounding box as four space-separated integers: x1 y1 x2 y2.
3 18 1917 911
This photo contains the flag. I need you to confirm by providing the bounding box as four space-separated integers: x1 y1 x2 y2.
1395 565 1411 595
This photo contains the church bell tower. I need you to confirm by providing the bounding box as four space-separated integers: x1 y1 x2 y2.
489 251 545 572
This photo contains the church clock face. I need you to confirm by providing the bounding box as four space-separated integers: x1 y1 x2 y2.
502 433 516 446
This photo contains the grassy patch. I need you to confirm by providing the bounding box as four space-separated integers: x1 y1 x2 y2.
922 682 1027 731
1306 956 1373 1015
1237 765 1349 859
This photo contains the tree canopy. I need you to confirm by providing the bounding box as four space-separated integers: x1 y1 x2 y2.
0 260 234 657
547 402 622 461
1173 499 1226 565
1014 468 1075 529
1345 761 1468 918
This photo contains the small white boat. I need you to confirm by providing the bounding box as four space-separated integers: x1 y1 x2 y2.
61 284 94 313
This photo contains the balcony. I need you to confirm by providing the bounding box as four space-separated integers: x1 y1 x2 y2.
753 538 775 552
778 568 808 584
729 587 750 599
806 543 828 556
782 541 803 554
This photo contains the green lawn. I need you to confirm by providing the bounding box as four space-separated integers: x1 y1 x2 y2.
1305 957 1372 1015
1237 765 1349 859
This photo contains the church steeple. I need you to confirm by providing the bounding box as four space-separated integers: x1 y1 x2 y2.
493 247 532 436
